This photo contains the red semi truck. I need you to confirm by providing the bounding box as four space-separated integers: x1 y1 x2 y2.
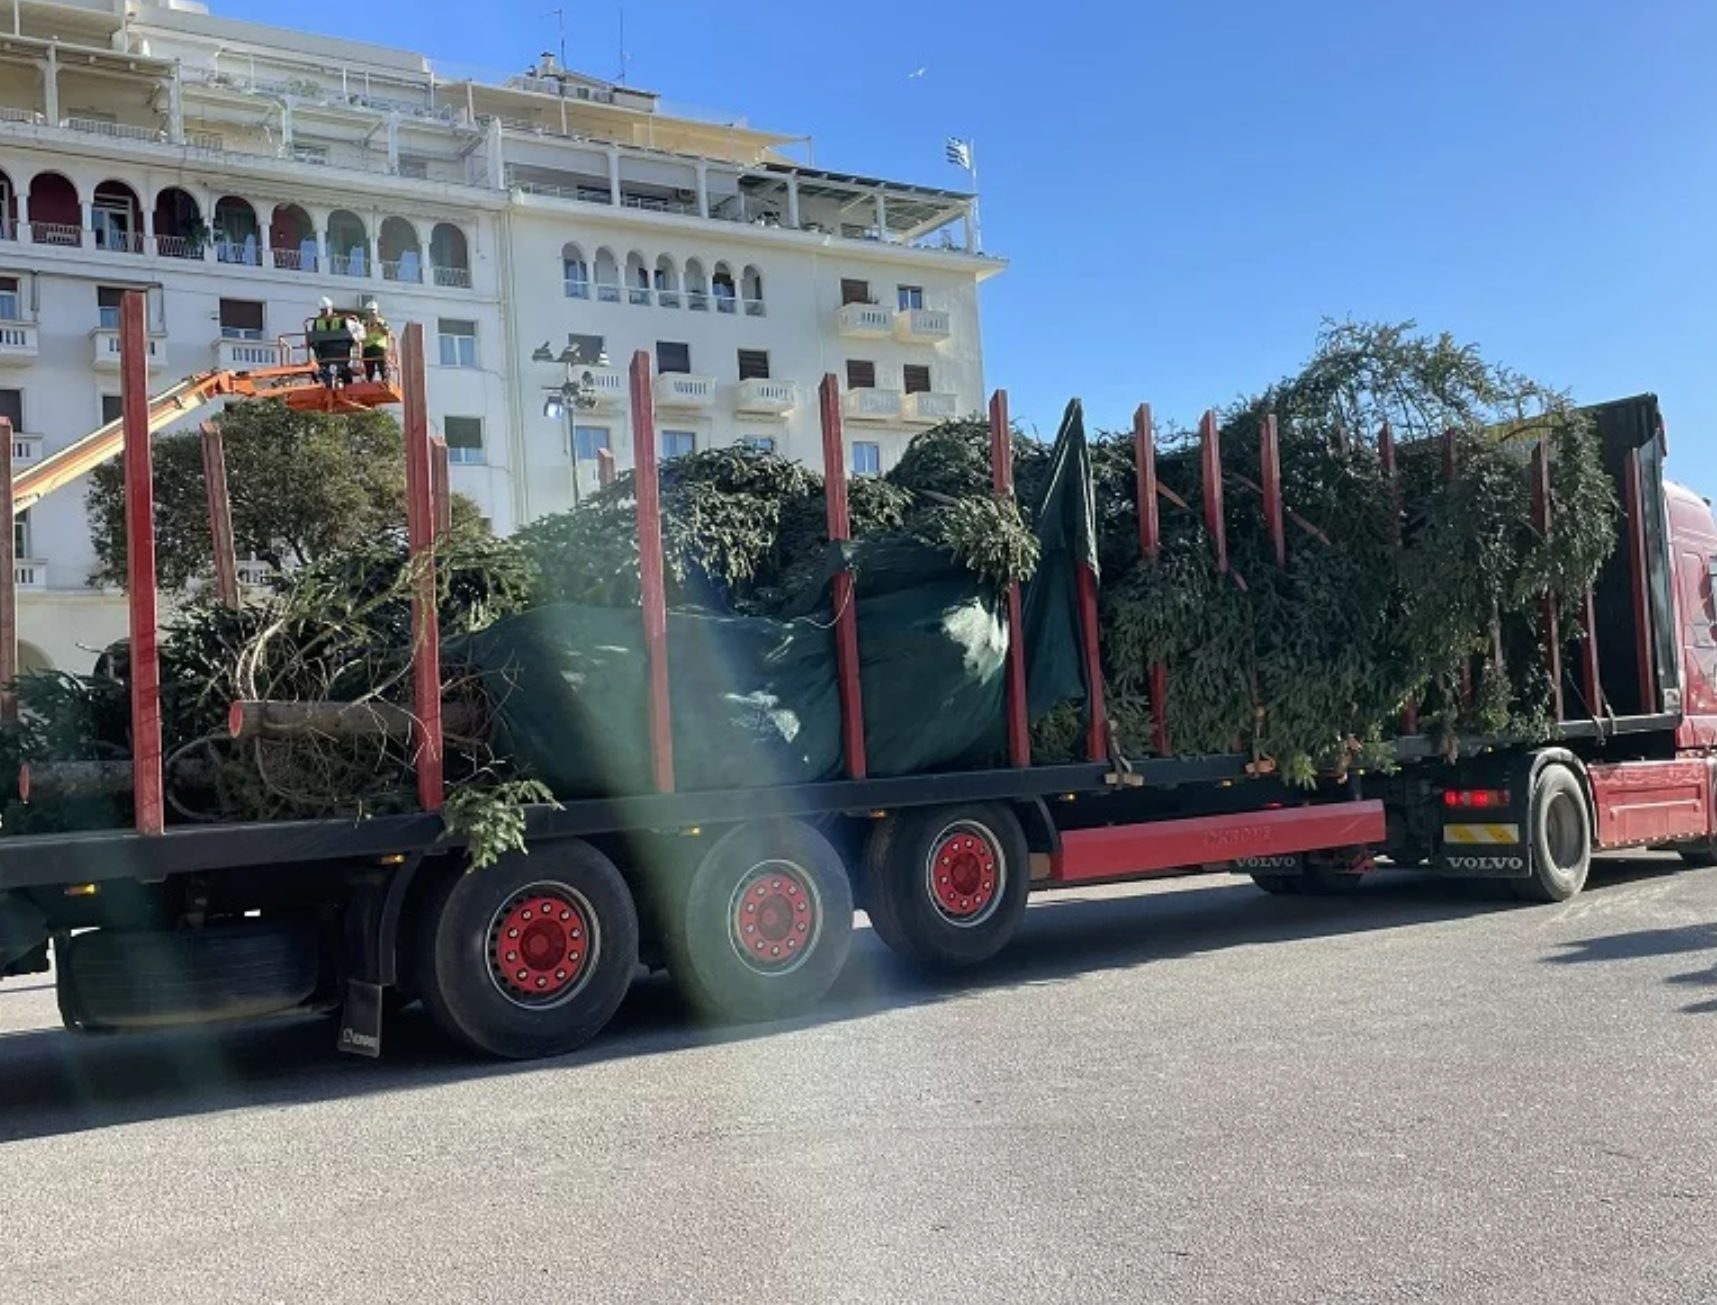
0 308 1711 1060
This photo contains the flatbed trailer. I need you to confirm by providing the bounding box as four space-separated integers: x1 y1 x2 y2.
0 302 1711 1061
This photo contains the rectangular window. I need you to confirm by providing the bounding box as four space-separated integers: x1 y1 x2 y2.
0 388 21 430
572 425 610 462
740 436 776 454
736 349 770 381
398 156 430 180
903 364 932 395
443 415 484 465
656 341 691 375
97 285 126 331
661 429 696 460
291 142 330 166
13 507 28 560
564 333 606 366
852 441 882 476
897 284 924 310
0 276 20 322
219 298 265 340
840 278 871 306
846 359 876 390
101 394 123 425
438 318 478 368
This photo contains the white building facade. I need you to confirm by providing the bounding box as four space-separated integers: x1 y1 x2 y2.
0 0 1000 671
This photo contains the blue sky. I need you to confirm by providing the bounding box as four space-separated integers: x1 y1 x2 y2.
222 0 1717 489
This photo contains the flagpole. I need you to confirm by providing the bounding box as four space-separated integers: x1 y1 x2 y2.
968 138 982 254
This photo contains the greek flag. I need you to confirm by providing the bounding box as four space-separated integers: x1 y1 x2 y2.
945 137 972 170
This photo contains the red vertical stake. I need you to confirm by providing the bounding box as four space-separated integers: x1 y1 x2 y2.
1530 441 1563 721
631 349 675 792
1443 428 1475 712
1260 413 1285 570
1581 588 1603 720
1625 451 1656 713
120 291 164 834
1076 562 1106 764
1135 403 1169 756
0 416 15 724
819 374 867 779
401 324 444 811
990 389 1030 768
430 436 452 538
199 421 240 610
1199 410 1227 573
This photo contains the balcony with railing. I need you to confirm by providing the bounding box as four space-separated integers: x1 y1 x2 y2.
14 559 46 590
10 432 42 465
216 337 286 370
433 265 473 289
92 329 166 371
903 391 959 424
272 247 318 273
30 221 82 248
0 320 39 363
837 303 895 339
895 308 952 345
580 366 628 410
734 378 797 416
843 387 903 421
381 259 423 284
62 116 165 144
653 373 718 409
93 228 145 256
154 234 205 260
216 237 262 266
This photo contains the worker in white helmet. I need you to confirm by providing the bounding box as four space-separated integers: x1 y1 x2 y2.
360 299 391 383
309 296 355 389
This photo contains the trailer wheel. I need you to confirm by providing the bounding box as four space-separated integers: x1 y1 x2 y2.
669 820 853 1023
1515 764 1591 903
862 803 1031 969
415 841 638 1060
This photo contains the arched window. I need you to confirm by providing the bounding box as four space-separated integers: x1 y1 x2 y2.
562 241 589 298
741 264 764 317
214 196 260 265
378 216 422 283
326 209 368 277
625 250 650 305
27 172 80 246
712 261 737 314
430 222 470 288
92 180 143 253
153 187 202 259
270 203 316 271
684 257 708 312
653 254 680 308
593 247 620 303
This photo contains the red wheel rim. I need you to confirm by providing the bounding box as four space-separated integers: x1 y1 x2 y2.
728 860 821 975
926 823 1003 926
487 884 596 1007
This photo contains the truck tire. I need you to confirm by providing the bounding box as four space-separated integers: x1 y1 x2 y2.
57 921 320 1032
862 803 1031 968
1514 763 1592 903
415 841 638 1060
668 820 853 1023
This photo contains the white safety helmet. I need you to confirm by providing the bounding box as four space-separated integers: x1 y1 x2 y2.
365 300 380 313
319 296 335 312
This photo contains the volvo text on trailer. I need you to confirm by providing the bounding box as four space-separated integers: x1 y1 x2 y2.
0 297 1712 1061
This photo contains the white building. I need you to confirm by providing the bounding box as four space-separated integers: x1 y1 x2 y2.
0 0 1002 671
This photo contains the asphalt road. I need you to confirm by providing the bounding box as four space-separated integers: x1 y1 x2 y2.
3 857 1716 1304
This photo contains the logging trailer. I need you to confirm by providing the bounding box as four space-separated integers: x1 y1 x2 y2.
0 290 1713 1061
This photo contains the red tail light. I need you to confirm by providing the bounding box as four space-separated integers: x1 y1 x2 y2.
1442 788 1510 810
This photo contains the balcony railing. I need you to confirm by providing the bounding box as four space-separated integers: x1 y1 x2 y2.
30 221 82 248
653 373 717 409
565 278 590 299
154 234 204 260
10 432 42 464
381 259 423 283
92 329 165 371
329 250 368 277
216 238 262 266
579 366 628 410
904 391 959 424
843 387 903 421
714 291 738 315
837 303 895 338
433 265 472 289
595 282 622 304
0 106 41 126
734 378 797 416
14 559 45 590
217 337 286 370
63 116 165 143
687 290 709 312
622 193 696 216
895 308 952 344
272 247 319 273
93 229 145 255
0 320 39 362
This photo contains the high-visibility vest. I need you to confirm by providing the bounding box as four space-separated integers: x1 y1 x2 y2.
310 313 349 343
363 318 389 351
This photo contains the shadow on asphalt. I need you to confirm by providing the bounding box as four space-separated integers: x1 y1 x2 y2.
0 858 1688 1144
1547 912 1717 1015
